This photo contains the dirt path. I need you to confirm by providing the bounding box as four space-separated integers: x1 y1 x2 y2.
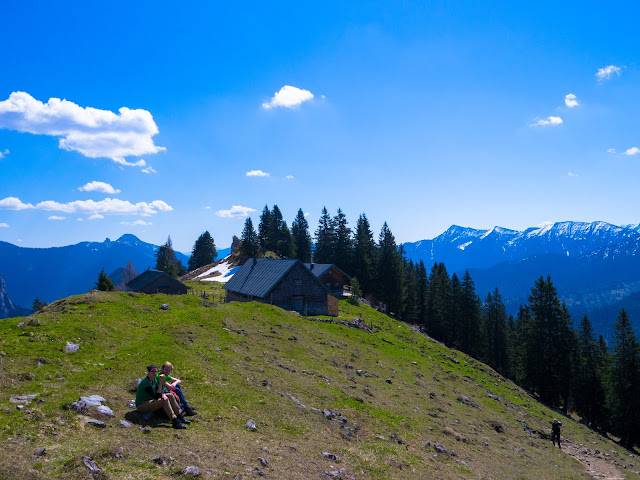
562 442 629 480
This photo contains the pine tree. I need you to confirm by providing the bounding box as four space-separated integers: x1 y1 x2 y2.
314 207 335 263
402 258 419 323
32 298 47 312
276 221 296 258
291 208 312 262
609 308 640 448
269 205 285 255
95 268 115 291
449 272 462 347
352 213 377 296
415 260 429 329
332 208 353 272
240 217 260 258
155 236 186 278
188 231 217 271
425 262 452 342
458 270 483 358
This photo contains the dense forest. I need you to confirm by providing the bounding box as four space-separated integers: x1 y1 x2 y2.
158 205 640 449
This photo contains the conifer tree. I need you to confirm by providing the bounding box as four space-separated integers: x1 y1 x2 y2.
32 298 47 312
188 231 217 271
258 205 272 251
376 222 405 315
240 217 260 258
402 258 419 323
425 262 452 342
291 208 312 262
117 260 138 291
352 213 377 296
609 308 640 448
483 288 508 375
155 236 186 278
458 270 483 358
332 208 353 272
415 260 429 328
276 221 296 258
449 272 462 346
95 268 115 291
314 207 335 263
269 205 285 254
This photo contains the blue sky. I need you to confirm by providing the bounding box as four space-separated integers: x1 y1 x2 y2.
1 1 639 253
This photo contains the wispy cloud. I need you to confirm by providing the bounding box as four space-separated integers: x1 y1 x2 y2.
530 116 563 127
0 91 165 166
246 170 270 177
142 166 156 174
48 215 66 221
596 65 622 81
204 206 211 210
0 196 172 216
0 149 9 159
0 222 8 228
88 214 104 220
121 219 152 226
262 85 314 109
568 172 579 177
78 181 121 194
564 93 579 108
623 147 640 156
607 148 616 153
216 205 256 218
286 175 294 180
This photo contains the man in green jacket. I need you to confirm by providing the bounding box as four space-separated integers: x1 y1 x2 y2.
136 364 189 429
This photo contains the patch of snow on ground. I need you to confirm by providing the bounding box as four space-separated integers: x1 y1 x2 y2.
458 241 472 251
197 258 238 283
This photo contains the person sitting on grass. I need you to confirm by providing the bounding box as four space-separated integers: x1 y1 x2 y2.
135 364 190 429
158 361 197 416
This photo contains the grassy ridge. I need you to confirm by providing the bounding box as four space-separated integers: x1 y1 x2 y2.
0 290 637 479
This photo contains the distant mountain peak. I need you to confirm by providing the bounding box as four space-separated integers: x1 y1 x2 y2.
115 234 142 244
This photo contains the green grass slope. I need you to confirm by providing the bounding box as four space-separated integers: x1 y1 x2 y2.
0 291 637 479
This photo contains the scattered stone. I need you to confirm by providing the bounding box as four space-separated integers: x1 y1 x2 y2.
434 444 448 454
82 456 100 472
16 405 24 410
245 419 257 430
425 441 431 447
160 304 170 310
258 457 269 467
288 335 297 341
35 447 46 457
95 405 114 417
120 420 133 428
141 427 152 434
385 379 393 384
87 419 106 428
184 466 200 476
376 435 386 440
390 433 403 444
322 452 339 461
356 370 363 376
17 322 24 327
65 342 79 353
16 372 35 381
10 394 38 404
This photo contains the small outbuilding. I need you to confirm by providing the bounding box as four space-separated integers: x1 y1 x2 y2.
304 263 351 298
125 270 188 295
224 258 338 316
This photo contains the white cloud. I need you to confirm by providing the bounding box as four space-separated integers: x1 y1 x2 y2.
262 85 314 109
286 175 294 180
304 212 311 217
246 170 270 177
0 196 172 216
88 214 104 220
78 181 121 194
530 116 563 127
568 172 579 177
204 206 211 210
564 93 579 108
0 91 165 166
76 218 83 222
0 149 9 159
607 148 616 153
596 65 622 81
121 219 152 226
48 215 66 220
623 147 640 156
142 166 156 174
0 222 8 228
216 205 256 218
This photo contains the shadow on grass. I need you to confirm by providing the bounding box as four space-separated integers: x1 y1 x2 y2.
124 410 173 429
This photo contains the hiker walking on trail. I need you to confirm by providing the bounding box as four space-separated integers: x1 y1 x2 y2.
551 418 562 448
136 364 190 429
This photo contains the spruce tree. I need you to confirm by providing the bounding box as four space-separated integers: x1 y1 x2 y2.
291 208 312 262
258 205 272 251
95 268 115 291
314 207 335 263
376 222 405 315
240 217 260 258
332 208 353 272
155 236 186 278
276 221 296 258
269 205 285 255
32 298 47 312
609 308 640 448
425 262 452 342
402 258 419 323
458 270 483 358
352 213 377 296
415 260 429 329
188 231 217 271
483 288 508 375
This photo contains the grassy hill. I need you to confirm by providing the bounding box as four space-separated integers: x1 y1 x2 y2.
1 288 638 479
